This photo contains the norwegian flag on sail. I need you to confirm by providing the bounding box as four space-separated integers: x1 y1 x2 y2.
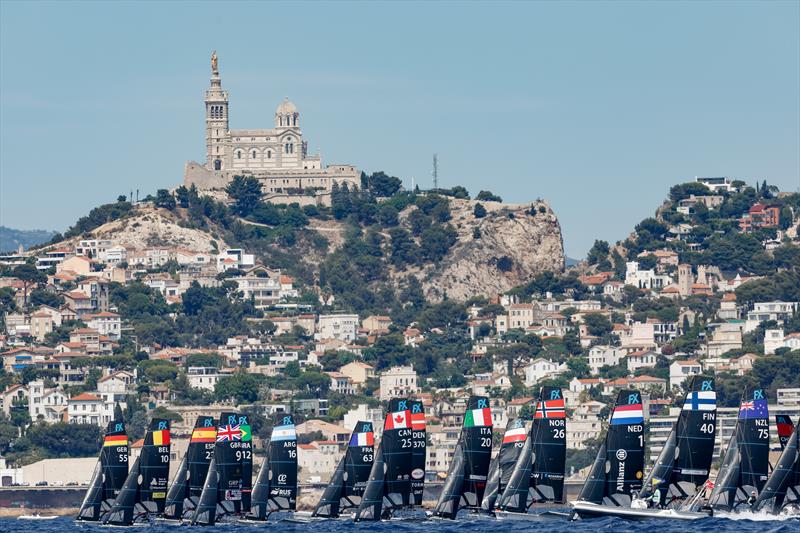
535 397 566 419
384 410 410 430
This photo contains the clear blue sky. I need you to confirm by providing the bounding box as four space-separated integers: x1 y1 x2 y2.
1 1 798 258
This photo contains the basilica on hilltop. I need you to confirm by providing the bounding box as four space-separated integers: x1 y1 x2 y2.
184 52 360 201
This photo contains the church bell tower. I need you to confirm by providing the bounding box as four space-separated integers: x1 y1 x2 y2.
205 51 229 171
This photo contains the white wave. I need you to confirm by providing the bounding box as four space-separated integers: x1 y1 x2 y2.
712 510 800 522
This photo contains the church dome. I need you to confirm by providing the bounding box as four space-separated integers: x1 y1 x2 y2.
276 97 297 115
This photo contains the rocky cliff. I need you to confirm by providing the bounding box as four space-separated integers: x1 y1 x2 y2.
408 199 565 300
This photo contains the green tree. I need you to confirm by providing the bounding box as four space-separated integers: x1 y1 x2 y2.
12 264 46 309
365 171 403 197
476 190 502 202
586 240 610 267
215 372 262 403
473 203 487 218
155 189 176 210
226 175 263 217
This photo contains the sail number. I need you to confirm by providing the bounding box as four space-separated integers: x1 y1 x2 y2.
480 437 492 447
236 450 252 461
363 454 373 462
758 429 769 439
552 428 565 439
699 423 715 434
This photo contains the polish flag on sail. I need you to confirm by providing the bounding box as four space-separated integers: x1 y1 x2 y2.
384 410 410 430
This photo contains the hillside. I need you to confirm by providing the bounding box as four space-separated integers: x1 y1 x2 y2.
0 226 56 252
35 175 565 312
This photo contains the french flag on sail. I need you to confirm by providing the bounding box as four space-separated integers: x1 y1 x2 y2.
349 431 375 447
610 403 644 426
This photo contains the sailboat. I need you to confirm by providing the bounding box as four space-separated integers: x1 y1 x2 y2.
494 386 566 520
480 417 527 513
75 417 129 521
161 415 216 522
410 399 427 509
354 398 413 521
430 395 494 519
102 418 171 526
568 390 646 518
289 420 375 521
243 413 298 522
189 412 252 525
751 417 800 515
707 387 770 513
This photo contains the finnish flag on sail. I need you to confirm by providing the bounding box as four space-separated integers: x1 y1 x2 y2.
683 390 716 411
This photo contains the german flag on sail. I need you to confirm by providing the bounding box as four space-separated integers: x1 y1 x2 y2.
103 434 128 447
191 428 217 443
153 429 170 446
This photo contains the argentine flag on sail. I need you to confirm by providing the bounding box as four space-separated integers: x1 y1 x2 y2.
272 424 296 441
683 390 716 411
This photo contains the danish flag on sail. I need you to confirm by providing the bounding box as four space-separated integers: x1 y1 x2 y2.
535 397 566 419
384 410 410 430
410 410 426 430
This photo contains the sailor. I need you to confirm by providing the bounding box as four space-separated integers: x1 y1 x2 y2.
631 493 647 509
650 488 662 509
747 490 757 505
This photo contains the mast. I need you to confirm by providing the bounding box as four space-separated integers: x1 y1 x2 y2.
313 420 374 517
752 419 800 514
245 413 298 521
481 417 527 512
575 390 645 507
529 386 567 504
102 418 169 525
708 387 770 511
431 395 493 518
639 376 716 507
76 418 128 521
410 399 426 507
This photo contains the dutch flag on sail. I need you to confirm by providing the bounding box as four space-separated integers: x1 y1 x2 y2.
610 403 644 425
683 390 716 411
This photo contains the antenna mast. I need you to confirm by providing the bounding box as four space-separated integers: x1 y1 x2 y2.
432 154 438 190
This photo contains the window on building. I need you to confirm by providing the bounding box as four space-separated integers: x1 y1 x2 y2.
237 151 242 159
252 150 257 159
267 150 271 158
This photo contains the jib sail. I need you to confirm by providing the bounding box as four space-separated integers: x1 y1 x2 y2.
190 456 219 526
576 390 645 507
354 399 413 521
481 417 527 512
246 414 298 521
77 418 128 521
639 376 716 506
708 388 770 511
163 415 216 519
313 420 374 518
752 420 800 514
103 418 170 525
432 395 493 518
410 399 426 507
530 386 567 504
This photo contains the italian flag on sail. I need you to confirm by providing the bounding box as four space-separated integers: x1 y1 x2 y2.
464 407 492 428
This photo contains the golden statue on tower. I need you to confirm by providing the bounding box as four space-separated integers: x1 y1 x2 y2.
211 51 218 73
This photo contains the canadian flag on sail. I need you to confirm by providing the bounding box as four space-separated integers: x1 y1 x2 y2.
385 410 410 430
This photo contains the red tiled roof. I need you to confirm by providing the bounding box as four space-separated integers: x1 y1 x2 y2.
70 393 100 401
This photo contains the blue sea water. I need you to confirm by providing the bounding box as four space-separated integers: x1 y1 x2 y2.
1 514 798 533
